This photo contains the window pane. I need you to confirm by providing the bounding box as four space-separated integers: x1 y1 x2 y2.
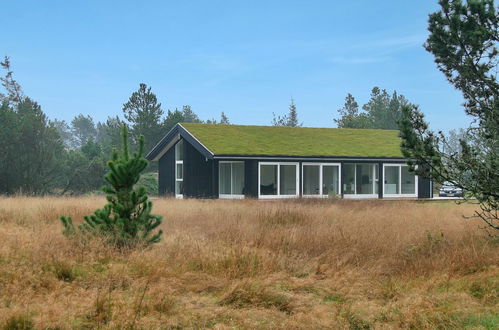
280 164 297 195
260 165 277 195
384 166 399 194
232 162 245 195
401 166 416 194
175 140 184 161
175 180 183 195
303 165 320 195
374 164 379 194
176 163 183 180
342 164 355 194
323 166 339 196
219 163 231 195
356 164 374 194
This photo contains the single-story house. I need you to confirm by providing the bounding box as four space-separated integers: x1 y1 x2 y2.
146 123 433 199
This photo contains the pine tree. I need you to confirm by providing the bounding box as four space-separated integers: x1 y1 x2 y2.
122 83 164 152
272 98 302 127
60 125 163 247
400 0 498 232
220 112 230 124
334 93 370 128
287 98 301 127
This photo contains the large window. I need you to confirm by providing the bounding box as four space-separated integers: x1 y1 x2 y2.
219 161 245 198
302 163 340 197
342 163 378 197
383 164 417 197
259 162 299 198
175 140 184 198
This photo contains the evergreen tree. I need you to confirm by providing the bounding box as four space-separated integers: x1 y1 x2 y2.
220 112 230 124
53 119 74 149
206 112 230 124
400 0 498 232
181 105 202 123
59 139 107 194
334 93 370 128
0 56 23 106
71 114 97 148
96 116 124 158
122 83 165 152
163 108 185 131
61 125 163 247
0 98 65 194
335 88 412 129
272 98 302 126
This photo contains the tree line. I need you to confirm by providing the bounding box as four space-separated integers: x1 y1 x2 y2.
0 55 418 195
0 59 232 195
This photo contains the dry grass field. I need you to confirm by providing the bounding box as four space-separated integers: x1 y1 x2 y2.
0 197 497 329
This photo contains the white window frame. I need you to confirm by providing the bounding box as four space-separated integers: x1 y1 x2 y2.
343 163 379 199
258 162 299 199
175 142 183 199
219 161 245 199
301 163 341 198
382 164 418 198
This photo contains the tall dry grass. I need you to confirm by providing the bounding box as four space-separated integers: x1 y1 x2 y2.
0 196 497 329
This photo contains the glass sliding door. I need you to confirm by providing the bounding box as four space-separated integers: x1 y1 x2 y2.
322 165 340 196
356 164 374 194
259 162 298 198
302 163 340 197
303 165 320 195
342 164 356 195
280 165 297 195
384 166 399 194
383 164 417 197
401 166 416 194
219 161 245 198
260 164 278 196
342 163 379 198
232 162 245 195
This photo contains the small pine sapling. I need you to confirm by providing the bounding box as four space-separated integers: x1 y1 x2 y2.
60 125 163 247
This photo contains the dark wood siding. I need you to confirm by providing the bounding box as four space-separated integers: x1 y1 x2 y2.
158 147 175 196
244 159 259 198
418 176 432 198
184 140 215 198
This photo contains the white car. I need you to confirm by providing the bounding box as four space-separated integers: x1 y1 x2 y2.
439 182 463 197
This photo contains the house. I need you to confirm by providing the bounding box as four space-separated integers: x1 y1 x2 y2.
146 123 433 199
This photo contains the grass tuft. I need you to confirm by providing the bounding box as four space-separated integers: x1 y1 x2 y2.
2 314 34 330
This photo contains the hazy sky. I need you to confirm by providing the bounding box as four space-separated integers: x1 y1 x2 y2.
2 1 469 131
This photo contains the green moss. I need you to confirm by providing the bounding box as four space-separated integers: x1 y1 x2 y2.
182 123 403 157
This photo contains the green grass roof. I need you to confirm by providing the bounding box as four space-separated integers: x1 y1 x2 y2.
181 123 404 158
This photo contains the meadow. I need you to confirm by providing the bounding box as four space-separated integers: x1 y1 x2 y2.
0 197 497 329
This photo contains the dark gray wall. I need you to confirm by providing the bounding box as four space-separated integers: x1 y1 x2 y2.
244 160 259 198
418 177 433 198
184 140 216 198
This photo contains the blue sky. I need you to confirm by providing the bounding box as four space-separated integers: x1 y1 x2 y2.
2 1 469 131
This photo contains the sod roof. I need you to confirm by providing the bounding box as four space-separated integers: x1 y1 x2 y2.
181 123 403 158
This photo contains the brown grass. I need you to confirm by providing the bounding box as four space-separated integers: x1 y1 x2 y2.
0 196 497 329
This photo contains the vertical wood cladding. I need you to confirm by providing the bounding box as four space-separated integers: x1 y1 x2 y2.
243 159 259 198
418 176 433 198
158 147 175 196
183 140 215 198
